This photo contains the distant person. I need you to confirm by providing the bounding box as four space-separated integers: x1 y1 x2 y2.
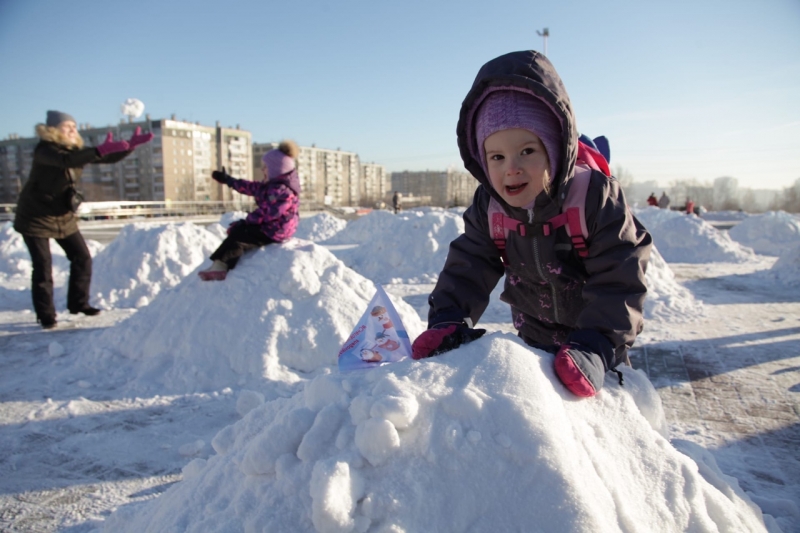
647 193 658 206
685 198 695 215
14 110 152 329
658 191 671 209
392 191 402 214
410 50 653 398
199 140 301 281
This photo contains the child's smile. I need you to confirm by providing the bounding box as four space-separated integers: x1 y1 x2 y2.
484 128 550 207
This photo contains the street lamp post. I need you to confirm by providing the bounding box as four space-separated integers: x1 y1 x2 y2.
536 27 549 56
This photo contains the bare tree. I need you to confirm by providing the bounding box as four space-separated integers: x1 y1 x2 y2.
612 165 634 189
775 177 800 213
713 177 741 211
669 178 714 210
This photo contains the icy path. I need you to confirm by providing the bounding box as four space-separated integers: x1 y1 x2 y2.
0 311 240 532
632 258 800 533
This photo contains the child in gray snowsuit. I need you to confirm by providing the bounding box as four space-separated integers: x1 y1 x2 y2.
411 51 652 397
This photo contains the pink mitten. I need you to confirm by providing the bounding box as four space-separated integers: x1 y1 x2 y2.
96 132 130 156
128 126 154 149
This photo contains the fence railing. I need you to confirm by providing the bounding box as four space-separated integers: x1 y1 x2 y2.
0 200 253 222
0 200 358 223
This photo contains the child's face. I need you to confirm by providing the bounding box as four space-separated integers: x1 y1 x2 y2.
261 164 269 181
484 128 549 208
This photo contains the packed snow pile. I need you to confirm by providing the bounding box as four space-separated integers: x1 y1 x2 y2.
643 246 705 321
0 222 34 278
91 222 221 309
634 207 755 263
324 208 465 283
770 244 800 286
88 239 424 393
205 211 248 240
0 221 104 311
728 211 800 256
0 221 103 279
101 334 771 533
296 212 348 242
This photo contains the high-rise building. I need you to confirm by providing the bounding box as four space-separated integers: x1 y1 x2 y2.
0 117 253 205
390 169 476 207
253 143 388 208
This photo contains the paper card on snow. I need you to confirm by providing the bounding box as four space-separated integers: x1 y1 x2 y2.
338 285 411 372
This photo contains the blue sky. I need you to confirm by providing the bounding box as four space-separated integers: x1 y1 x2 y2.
1 0 798 190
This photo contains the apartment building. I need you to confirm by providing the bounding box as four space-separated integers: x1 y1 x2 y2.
0 135 37 204
0 117 253 204
390 168 477 207
253 143 388 208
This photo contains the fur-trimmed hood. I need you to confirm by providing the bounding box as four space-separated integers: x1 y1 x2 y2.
35 124 84 149
456 50 579 211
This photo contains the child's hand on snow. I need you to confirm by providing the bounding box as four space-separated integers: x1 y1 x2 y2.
554 329 614 397
411 324 485 360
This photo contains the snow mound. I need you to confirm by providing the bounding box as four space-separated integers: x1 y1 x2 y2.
296 212 348 242
644 246 705 321
89 239 424 393
0 222 34 277
634 208 755 263
101 334 770 533
0 221 103 279
325 209 464 283
728 211 800 256
769 244 800 286
205 211 248 240
91 222 221 309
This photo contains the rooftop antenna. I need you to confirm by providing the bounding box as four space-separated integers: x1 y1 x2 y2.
536 27 549 56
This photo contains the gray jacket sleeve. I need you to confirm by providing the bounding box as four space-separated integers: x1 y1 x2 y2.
428 186 506 328
577 173 652 358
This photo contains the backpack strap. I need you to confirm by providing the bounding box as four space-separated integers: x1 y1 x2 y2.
487 162 595 262
547 165 592 257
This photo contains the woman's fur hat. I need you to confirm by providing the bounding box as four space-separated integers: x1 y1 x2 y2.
35 124 84 148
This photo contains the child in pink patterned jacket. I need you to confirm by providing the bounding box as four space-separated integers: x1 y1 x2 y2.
198 140 301 281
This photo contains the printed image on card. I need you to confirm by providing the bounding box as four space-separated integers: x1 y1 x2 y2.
338 285 411 372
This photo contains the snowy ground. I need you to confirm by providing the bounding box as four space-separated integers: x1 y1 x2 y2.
0 209 798 532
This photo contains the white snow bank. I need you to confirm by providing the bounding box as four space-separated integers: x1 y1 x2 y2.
0 221 104 279
205 211 248 240
634 207 755 263
0 221 104 311
88 239 424 393
769 244 800 286
728 211 800 256
324 208 464 283
91 222 221 309
101 334 769 533
296 212 348 242
643 246 705 321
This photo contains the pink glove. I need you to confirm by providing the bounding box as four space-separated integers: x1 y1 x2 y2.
128 126 154 149
411 324 485 360
96 132 130 156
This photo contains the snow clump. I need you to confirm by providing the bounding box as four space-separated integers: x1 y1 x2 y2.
91 222 221 309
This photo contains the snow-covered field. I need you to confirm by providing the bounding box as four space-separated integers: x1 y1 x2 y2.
0 208 798 532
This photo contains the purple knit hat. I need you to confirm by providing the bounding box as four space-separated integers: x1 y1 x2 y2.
475 90 563 183
262 148 295 179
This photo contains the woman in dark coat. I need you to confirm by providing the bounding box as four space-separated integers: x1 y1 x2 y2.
13 110 153 329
